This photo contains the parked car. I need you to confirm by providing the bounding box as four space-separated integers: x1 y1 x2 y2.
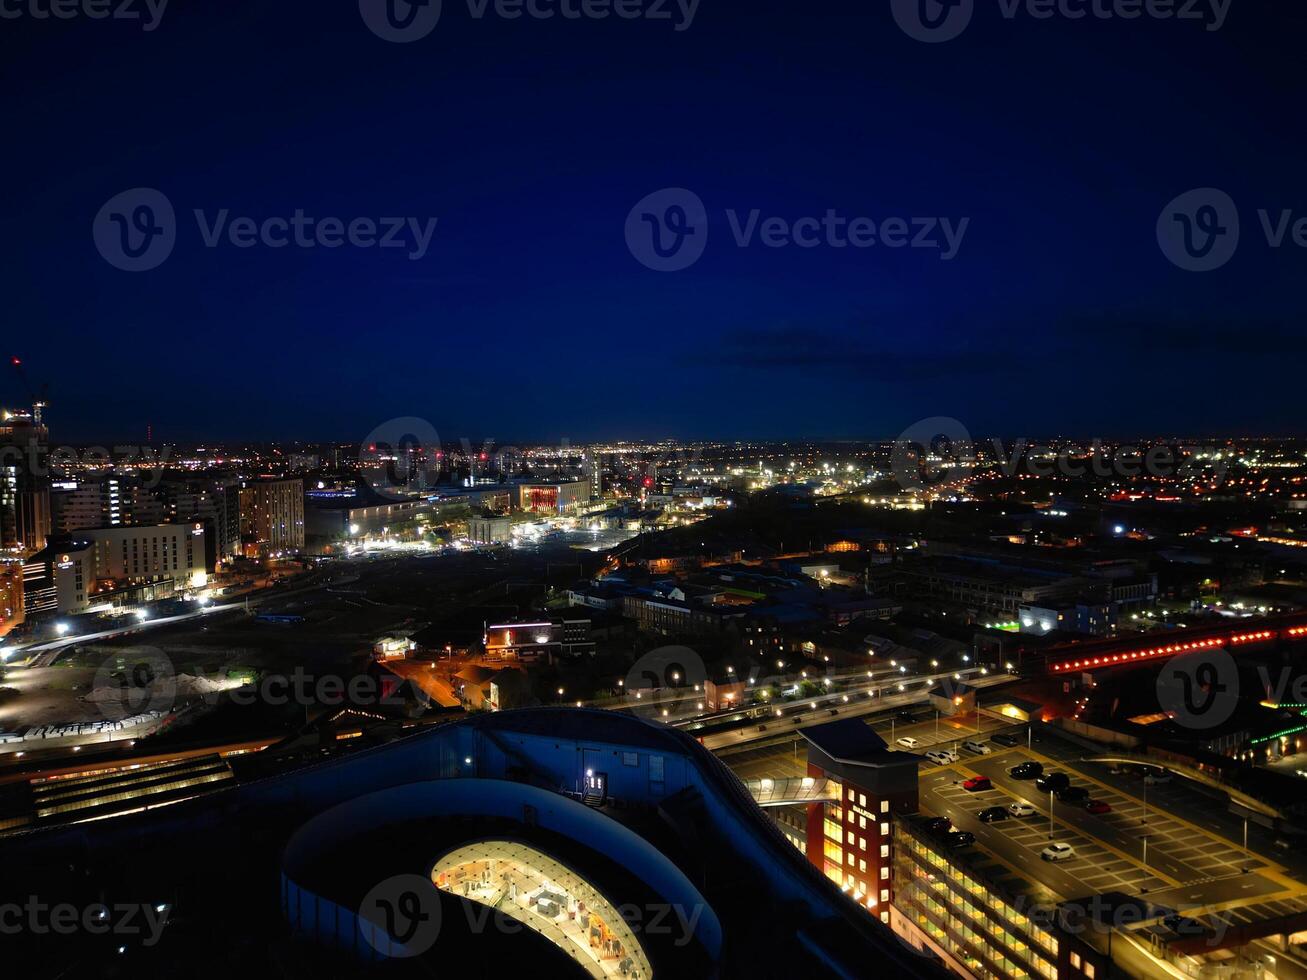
1056 786 1089 803
991 733 1021 747
925 750 953 766
962 739 991 755
1144 769 1173 786
922 816 952 835
1084 799 1112 814
963 775 992 792
946 831 976 848
1008 802 1037 817
1009 761 1043 779
978 806 1009 823
1036 772 1070 792
1041 843 1075 862
897 736 921 749
939 748 960 762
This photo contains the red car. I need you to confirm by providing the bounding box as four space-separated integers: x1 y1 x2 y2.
1084 800 1111 814
963 775 992 792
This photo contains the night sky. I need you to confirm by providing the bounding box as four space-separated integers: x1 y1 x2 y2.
4 0 1306 444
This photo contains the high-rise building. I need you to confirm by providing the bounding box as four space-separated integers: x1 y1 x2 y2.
239 478 304 556
797 720 921 926
0 562 23 637
0 411 50 555
164 476 241 567
49 475 240 572
50 476 165 533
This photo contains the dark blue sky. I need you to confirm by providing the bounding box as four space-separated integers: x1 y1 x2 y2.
4 0 1305 444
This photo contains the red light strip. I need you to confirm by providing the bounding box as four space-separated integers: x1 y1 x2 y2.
1049 629 1279 672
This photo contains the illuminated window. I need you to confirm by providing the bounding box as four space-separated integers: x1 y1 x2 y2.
880 866 889 880
880 822 889 836
880 800 889 814
859 793 867 807
1071 953 1081 969
1084 964 1095 979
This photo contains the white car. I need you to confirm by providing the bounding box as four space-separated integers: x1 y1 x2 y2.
925 750 953 766
1008 802 1036 817
940 748 960 762
963 740 991 755
1041 843 1075 862
1144 770 1173 786
897 737 921 749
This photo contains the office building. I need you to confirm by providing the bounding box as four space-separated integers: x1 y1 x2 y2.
798 720 921 926
515 478 591 515
468 514 512 544
0 412 50 555
239 478 304 556
0 562 23 637
22 523 208 616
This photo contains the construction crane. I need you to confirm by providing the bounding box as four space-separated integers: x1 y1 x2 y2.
8 356 49 428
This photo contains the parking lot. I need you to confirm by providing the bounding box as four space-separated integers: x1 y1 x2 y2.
919 739 1296 912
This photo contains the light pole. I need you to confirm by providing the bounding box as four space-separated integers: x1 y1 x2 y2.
1048 789 1055 840
1141 836 1149 893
